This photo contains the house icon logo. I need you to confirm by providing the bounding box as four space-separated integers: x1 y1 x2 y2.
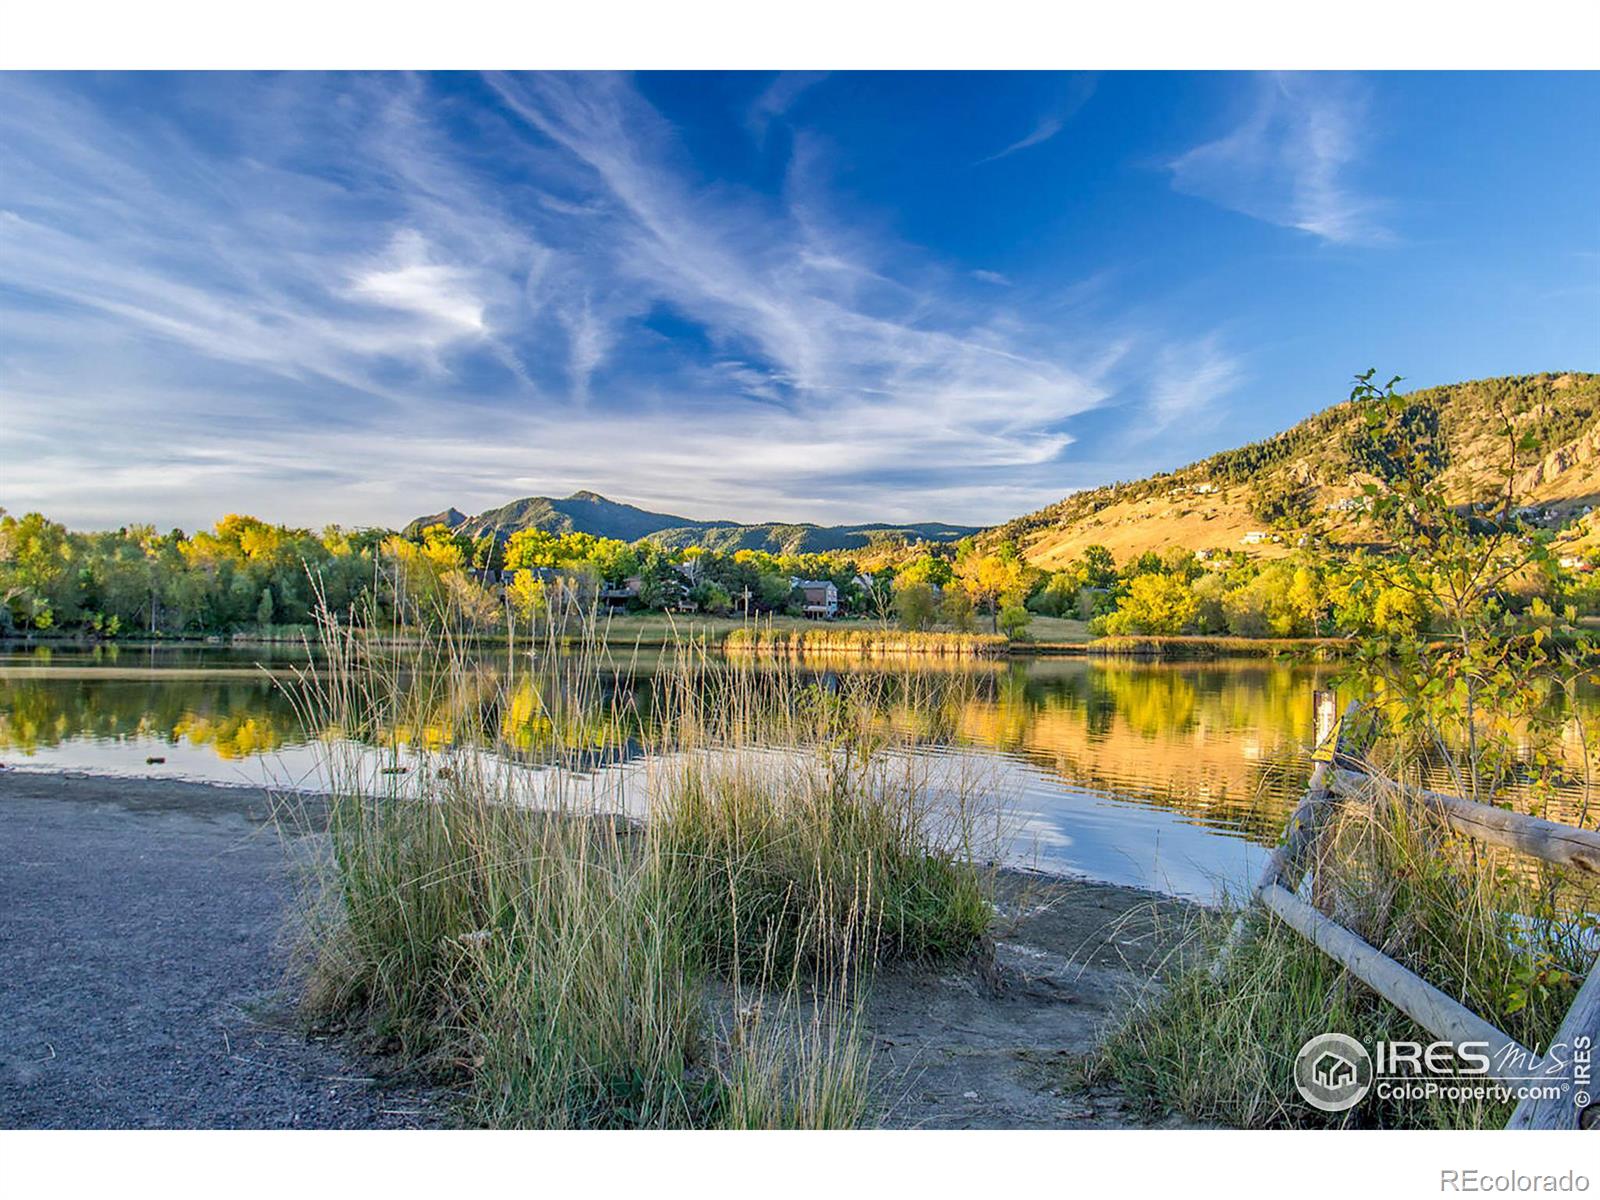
1294 1033 1373 1112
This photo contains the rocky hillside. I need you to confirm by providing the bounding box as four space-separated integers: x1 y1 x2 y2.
406 490 978 556
993 373 1600 569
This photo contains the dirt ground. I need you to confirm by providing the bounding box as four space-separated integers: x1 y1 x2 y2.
867 872 1196 1128
0 768 1192 1129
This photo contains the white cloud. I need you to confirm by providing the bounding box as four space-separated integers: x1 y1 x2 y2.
347 230 488 337
975 75 1096 165
1169 73 1391 247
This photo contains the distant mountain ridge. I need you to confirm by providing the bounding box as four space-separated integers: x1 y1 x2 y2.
406 490 979 556
991 372 1600 568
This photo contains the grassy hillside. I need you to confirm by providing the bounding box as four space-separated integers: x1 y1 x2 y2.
994 373 1600 568
407 490 978 555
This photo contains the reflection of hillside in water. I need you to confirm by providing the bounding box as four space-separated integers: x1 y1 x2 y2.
952 659 1600 843
952 661 1333 844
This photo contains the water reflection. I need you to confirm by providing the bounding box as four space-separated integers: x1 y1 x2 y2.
1 643 1593 902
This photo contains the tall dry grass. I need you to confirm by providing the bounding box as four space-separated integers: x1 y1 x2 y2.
724 624 1008 658
275 597 1001 1128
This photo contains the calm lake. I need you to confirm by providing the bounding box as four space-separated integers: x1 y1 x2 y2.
2 642 1593 903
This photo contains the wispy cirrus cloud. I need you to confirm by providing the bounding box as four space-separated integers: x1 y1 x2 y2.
347 230 490 338
746 71 827 143
975 73 1097 165
977 114 1066 164
1147 336 1246 429
0 71 1232 531
1169 73 1392 247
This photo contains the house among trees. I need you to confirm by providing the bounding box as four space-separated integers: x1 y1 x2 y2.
790 577 839 619
600 575 643 609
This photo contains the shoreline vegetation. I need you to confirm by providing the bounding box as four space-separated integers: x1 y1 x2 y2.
278 608 1007 1128
0 768 1192 1131
721 625 1007 657
0 622 1340 661
12 622 1575 664
1089 770 1599 1129
272 582 1600 1129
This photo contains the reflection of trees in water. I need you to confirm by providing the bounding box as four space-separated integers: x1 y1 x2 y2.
0 675 300 757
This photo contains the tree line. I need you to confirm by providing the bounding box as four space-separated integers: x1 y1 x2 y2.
0 509 942 636
6 495 1598 643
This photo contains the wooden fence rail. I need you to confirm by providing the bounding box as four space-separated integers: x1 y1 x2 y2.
1211 695 1600 1130
1329 768 1600 876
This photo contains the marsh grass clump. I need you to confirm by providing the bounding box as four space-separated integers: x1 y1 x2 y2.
309 772 713 1127
1086 634 1348 661
1090 779 1596 1129
655 751 994 977
649 644 999 976
279 599 1000 1128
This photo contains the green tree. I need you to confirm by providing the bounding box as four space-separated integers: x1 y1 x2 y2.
0 511 79 629
895 553 953 590
938 587 977 632
999 604 1032 639
894 582 937 631
1080 545 1117 590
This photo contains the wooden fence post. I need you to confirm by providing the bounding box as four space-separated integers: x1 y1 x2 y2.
1209 697 1359 981
1506 942 1600 1128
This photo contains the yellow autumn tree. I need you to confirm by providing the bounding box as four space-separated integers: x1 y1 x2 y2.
507 569 547 621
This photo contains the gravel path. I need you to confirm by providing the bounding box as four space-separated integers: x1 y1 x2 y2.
0 770 440 1129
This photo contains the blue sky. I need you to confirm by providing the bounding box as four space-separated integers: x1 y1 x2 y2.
1 71 1596 531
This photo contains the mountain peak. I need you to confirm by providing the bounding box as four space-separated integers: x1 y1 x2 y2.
406 491 978 555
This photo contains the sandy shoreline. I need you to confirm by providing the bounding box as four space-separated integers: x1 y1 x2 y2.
0 768 1190 1129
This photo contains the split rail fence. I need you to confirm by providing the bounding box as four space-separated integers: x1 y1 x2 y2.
1211 693 1600 1130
